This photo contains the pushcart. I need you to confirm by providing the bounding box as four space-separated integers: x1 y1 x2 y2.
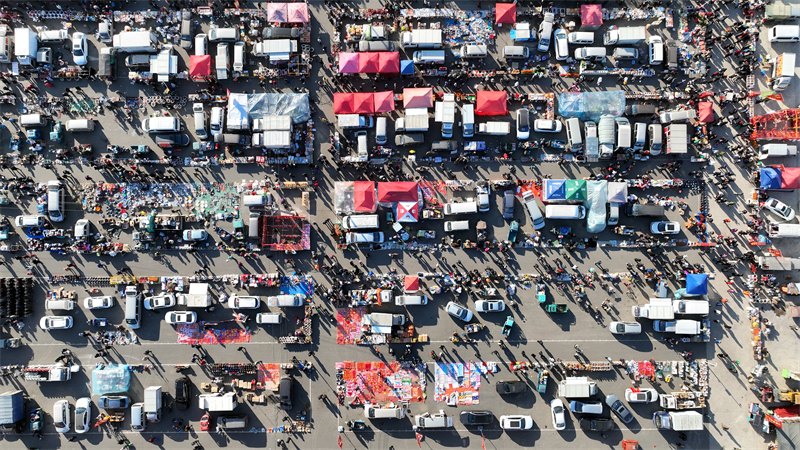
614 226 636 236
537 283 547 303
346 420 367 430
50 121 62 142
545 303 568 313
0 338 21 348
131 145 149 154
107 145 122 154
417 230 436 239
483 287 499 297
392 222 410 242
537 370 549 393
464 323 484 334
507 220 519 242
87 318 108 327
502 316 514 336
30 408 44 432
215 226 233 241
78 144 92 155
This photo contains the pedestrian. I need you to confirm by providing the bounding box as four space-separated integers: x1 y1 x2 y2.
723 324 732 329
237 347 245 352
67 436 76 441
144 350 153 356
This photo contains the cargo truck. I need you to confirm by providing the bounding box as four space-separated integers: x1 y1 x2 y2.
435 93 456 139
395 134 425 146
113 31 158 53
176 283 211 308
652 319 702 335
652 411 704 430
0 390 24 433
361 313 406 334
771 53 796 92
765 3 800 20
603 26 647 46
22 364 79 382
659 393 707 410
396 110 430 132
199 392 238 411
144 386 163 422
337 114 374 129
401 29 443 48
631 298 675 320
598 115 616 159
673 300 709 316
478 122 511 135
252 40 298 59
558 377 598 398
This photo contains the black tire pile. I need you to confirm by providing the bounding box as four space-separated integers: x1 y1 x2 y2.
0 278 34 318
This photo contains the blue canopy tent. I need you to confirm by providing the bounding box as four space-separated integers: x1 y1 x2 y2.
760 168 782 189
685 274 708 296
400 60 415 75
543 179 567 202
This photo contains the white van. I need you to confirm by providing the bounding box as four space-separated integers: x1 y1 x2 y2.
124 286 142 329
20 113 47 127
566 118 582 152
39 29 68 44
356 130 368 161
0 36 11 63
444 220 470 232
648 124 663 155
193 103 208 140
15 215 47 227
769 25 800 43
633 123 647 151
768 223 800 238
613 47 639 60
248 212 260 239
415 411 453 429
659 109 697 124
65 119 95 132
574 47 606 61
616 118 632 151
522 191 545 230
607 204 620 225
444 201 478 215
131 403 146 432
760 143 798 159
342 215 379 230
209 27 239 42
216 43 229 80
413 50 445 64
462 104 475 138
46 299 75 311
673 300 710 316
459 44 487 58
502 45 529 59
233 42 246 72
537 13 554 52
194 33 208 56
554 29 569 61
47 180 65 223
365 404 405 419
346 232 385 244
142 117 181 133
649 36 664 65
375 117 387 145
545 205 586 220
255 312 282 324
395 295 429 305
567 32 594 45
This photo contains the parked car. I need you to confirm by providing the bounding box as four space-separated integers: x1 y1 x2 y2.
446 301 474 322
74 397 91 434
534 119 563 133
279 377 294 410
606 394 634 423
579 418 615 431
98 396 129 410
496 380 527 395
183 229 208 241
516 109 530 140
500 415 533 430
624 388 658 403
174 377 191 410
551 399 566 430
53 400 71 433
144 294 176 310
84 296 115 309
569 401 604 415
650 221 681 235
502 190 515 219
474 300 506 313
228 295 261 309
155 134 190 148
609 322 642 335
72 32 88 65
459 411 494 425
764 197 796 222
40 316 73 330
166 311 197 325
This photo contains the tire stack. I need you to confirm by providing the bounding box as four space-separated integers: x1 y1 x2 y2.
0 278 34 318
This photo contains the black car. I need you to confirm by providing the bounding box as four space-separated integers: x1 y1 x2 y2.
605 394 634 424
174 377 190 410
459 410 494 426
579 418 615 431
279 377 294 410
155 134 190 148
495 380 527 395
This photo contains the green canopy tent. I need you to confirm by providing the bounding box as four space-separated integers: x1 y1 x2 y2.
565 180 587 201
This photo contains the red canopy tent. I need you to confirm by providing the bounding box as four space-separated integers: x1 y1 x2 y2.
377 182 419 203
338 52 360 74
377 52 400 74
353 181 377 212
404 276 420 293
358 52 380 73
495 3 516 24
782 167 800 189
189 55 212 81
698 102 715 123
476 91 508 115
373 91 395 113
352 93 375 114
580 4 603 30
403 88 434 109
333 93 355 114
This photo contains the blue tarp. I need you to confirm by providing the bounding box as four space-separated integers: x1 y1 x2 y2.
760 168 782 189
685 274 708 296
543 179 566 201
558 91 627 123
91 364 131 395
400 60 414 75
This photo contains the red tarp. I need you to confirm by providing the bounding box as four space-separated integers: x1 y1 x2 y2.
403 88 434 109
781 167 800 189
376 182 419 203
495 3 516 24
377 52 400 74
698 102 715 123
476 91 508 116
581 4 603 27
333 93 355 114
353 93 375 114
358 52 380 73
354 181 376 212
189 55 212 80
404 276 420 292
373 91 395 113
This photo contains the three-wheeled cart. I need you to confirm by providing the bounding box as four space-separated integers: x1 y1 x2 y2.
507 220 519 242
30 408 44 432
464 323 483 334
50 121 62 142
537 370 549 393
545 303 568 313
232 219 245 240
392 222 410 242
502 316 514 335
614 226 636 236
87 318 108 326
537 283 547 303
0 338 21 348
783 283 800 295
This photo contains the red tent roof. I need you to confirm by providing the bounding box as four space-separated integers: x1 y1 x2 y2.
698 102 715 123
377 52 400 74
353 181 376 212
476 91 508 116
781 167 800 189
404 276 419 292
376 182 419 203
333 93 355 114
496 3 516 24
373 91 395 113
358 52 380 73
352 93 375 114
189 55 212 79
403 88 434 109
581 4 603 26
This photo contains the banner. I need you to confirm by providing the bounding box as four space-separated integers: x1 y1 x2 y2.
416 432 423 448
338 435 343 449
768 93 784 101
481 433 486 450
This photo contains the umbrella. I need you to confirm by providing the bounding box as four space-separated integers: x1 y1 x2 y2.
685 274 708 296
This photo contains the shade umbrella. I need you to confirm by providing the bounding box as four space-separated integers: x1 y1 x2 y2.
287 3 309 23
373 91 395 113
403 88 434 108
377 52 400 74
352 93 375 114
358 52 380 73
338 52 360 73
333 93 355 114
267 3 288 22
496 3 516 24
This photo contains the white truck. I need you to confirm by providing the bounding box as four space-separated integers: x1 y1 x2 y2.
758 255 800 271
765 3 800 20
253 115 292 132
631 298 674 320
177 283 211 308
653 319 702 335
759 143 797 159
253 131 292 148
337 114 373 129
22 364 78 382
361 313 406 334
673 300 709 316
401 29 443 49
435 93 456 139
252 40 298 60
396 109 430 132
113 31 158 53
478 122 511 135
659 393 706 410
144 386 163 422
771 53 796 92
652 411 704 430
558 377 597 398
198 392 238 411
598 115 616 159
14 28 38 67
603 26 647 46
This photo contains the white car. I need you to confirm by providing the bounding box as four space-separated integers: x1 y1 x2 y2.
650 221 680 235
144 293 176 310
210 106 224 138
764 197 796 222
516 109 530 140
446 301 474 322
72 32 88 66
624 388 658 403
534 119 563 133
74 397 91 434
609 321 643 335
53 400 70 433
166 311 197 325
474 300 506 313
40 316 73 330
183 229 208 241
550 399 566 430
476 182 490 213
500 414 533 430
84 296 115 309
228 295 261 309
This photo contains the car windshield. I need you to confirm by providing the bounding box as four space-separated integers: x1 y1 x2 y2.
615 324 625 332
554 406 563 414
55 421 65 428
73 48 83 56
657 223 668 232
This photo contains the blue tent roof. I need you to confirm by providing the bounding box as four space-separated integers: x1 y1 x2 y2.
761 168 782 189
544 179 566 200
685 273 708 296
400 60 414 75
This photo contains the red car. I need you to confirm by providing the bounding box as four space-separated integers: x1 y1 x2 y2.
200 413 211 431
